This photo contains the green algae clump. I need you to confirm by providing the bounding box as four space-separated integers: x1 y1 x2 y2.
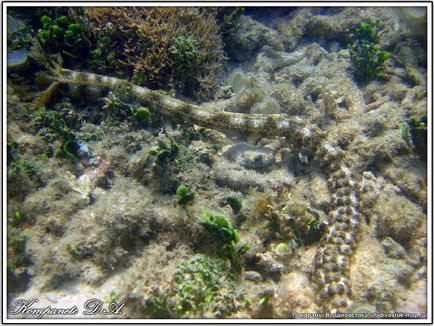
200 212 239 256
37 14 87 60
133 107 151 121
146 255 243 318
347 19 390 82
176 185 197 206
227 196 242 215
402 115 427 159
170 36 199 71
199 212 249 270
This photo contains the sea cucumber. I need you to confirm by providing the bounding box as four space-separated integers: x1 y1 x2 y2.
35 64 362 314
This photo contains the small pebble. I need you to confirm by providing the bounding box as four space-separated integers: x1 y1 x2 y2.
244 271 264 282
46 294 58 303
381 236 406 258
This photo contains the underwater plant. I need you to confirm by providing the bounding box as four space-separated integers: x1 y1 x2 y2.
170 36 199 72
7 15 32 52
61 139 80 160
132 107 151 121
101 91 151 123
176 185 197 206
10 210 24 227
226 196 242 215
218 7 245 37
347 19 390 82
146 255 242 318
199 212 249 270
171 255 241 317
255 191 326 246
34 108 80 160
200 212 239 257
304 212 326 245
10 159 38 178
148 137 180 168
7 233 32 293
83 7 225 100
146 295 172 318
37 14 87 60
275 242 294 256
101 91 122 115
402 115 427 159
89 35 116 73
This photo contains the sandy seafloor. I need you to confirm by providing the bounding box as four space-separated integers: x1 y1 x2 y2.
6 6 429 320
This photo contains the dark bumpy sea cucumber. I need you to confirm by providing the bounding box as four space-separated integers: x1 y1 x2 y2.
35 66 362 313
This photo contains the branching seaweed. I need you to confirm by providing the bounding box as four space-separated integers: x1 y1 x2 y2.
347 19 390 82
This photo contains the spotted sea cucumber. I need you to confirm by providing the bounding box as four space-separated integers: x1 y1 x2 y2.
35 63 362 314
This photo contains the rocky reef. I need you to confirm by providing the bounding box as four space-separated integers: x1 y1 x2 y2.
6 6 428 320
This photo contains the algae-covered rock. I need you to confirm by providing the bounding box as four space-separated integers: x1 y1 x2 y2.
375 185 424 244
214 162 295 193
250 96 281 114
381 237 406 259
350 234 402 313
273 271 318 316
226 15 283 62
244 270 263 282
223 143 275 170
145 254 244 318
7 48 29 73
7 15 30 73
393 7 427 38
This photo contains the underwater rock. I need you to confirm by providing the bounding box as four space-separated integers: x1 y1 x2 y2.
350 235 401 313
374 184 424 244
226 15 283 62
393 7 427 38
275 7 395 51
14 132 48 156
383 258 415 285
21 171 88 220
223 143 275 170
215 162 295 193
62 178 172 273
244 271 264 283
7 15 24 36
258 48 305 71
395 279 427 314
274 271 318 316
188 140 215 165
358 171 382 214
256 251 284 276
7 15 30 73
8 48 29 73
250 96 281 114
46 294 58 304
381 236 406 259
